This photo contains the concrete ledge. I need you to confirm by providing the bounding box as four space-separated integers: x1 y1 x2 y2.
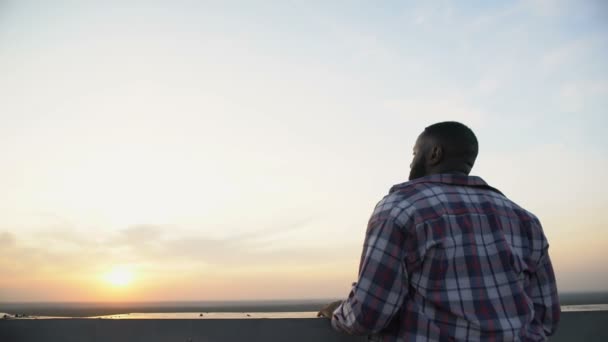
1 311 607 341
0 318 365 342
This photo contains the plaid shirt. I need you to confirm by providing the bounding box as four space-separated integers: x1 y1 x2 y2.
332 174 560 341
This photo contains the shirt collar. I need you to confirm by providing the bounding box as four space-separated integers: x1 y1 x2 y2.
390 173 504 195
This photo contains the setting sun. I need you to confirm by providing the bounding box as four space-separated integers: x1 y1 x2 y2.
104 267 134 287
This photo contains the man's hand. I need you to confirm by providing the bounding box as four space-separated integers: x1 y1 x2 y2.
317 300 342 319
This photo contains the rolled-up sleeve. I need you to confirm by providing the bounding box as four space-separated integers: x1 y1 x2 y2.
331 208 408 335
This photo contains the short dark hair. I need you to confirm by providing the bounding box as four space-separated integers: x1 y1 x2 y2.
423 121 478 165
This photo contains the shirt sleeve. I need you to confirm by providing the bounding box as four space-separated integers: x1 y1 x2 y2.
528 245 561 336
331 202 408 335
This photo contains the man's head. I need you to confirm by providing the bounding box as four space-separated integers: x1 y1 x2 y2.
409 121 479 180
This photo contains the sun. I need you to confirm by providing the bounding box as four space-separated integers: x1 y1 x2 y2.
104 266 134 286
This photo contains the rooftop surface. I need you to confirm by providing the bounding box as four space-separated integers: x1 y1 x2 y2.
1 307 607 342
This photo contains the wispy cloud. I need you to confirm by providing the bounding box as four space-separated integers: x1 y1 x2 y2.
0 214 357 280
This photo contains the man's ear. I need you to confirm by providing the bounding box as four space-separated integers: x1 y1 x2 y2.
429 145 443 166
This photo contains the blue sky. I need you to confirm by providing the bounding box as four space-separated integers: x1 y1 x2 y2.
0 1 607 301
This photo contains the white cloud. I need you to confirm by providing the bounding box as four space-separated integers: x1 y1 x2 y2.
557 80 608 112
540 37 599 73
526 0 566 17
475 143 608 220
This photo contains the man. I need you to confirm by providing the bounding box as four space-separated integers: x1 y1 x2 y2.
318 122 560 341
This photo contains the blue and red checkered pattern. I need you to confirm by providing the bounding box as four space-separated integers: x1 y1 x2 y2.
331 174 560 341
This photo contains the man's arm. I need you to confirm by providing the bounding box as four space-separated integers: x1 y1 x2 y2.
331 207 408 335
528 246 560 336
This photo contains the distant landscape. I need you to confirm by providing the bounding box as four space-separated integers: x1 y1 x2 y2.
1 292 607 317
559 292 608 306
0 299 333 317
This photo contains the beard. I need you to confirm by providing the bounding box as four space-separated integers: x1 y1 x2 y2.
408 156 427 181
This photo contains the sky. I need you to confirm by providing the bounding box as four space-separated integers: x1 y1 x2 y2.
0 0 607 302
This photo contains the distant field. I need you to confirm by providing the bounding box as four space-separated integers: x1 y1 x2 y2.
558 292 608 306
1 292 606 317
0 299 334 317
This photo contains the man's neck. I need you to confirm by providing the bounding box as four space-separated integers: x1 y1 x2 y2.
426 169 468 177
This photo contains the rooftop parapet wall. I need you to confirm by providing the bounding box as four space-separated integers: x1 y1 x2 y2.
1 311 607 342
